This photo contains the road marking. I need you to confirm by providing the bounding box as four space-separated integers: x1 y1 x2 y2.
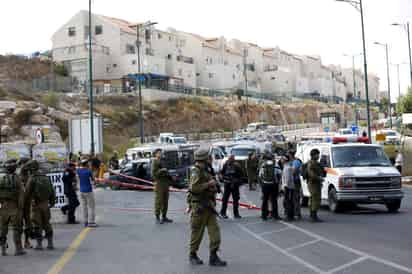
260 227 291 236
286 239 321 251
47 227 92 274
238 224 326 274
326 256 369 274
280 221 412 273
244 221 264 226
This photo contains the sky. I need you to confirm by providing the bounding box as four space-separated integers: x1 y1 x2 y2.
1 0 411 101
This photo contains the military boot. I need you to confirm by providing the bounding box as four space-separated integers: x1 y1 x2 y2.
13 232 27 256
1 244 7 256
310 211 323 223
46 237 54 250
189 253 204 265
34 239 43 250
209 251 227 267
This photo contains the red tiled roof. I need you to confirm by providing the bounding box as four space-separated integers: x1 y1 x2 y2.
100 15 140 34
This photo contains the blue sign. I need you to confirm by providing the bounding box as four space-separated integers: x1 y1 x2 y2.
351 125 358 134
324 127 330 133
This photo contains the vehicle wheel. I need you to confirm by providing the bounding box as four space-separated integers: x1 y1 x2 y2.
301 196 309 207
385 200 401 213
328 188 342 213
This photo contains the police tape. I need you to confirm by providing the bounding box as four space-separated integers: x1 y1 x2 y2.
97 174 261 210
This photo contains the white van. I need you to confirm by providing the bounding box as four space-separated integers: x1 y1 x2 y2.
297 138 403 213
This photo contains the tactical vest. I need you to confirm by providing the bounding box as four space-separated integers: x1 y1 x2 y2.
32 175 53 202
0 174 18 201
261 161 275 183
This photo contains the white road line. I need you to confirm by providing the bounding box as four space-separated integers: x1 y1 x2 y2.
326 256 369 274
286 239 321 251
259 227 291 236
238 224 326 274
244 221 264 226
279 221 412 273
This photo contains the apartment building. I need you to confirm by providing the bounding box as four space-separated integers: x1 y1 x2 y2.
52 10 380 102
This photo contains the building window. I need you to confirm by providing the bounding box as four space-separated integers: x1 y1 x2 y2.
113 64 117 68
132 60 137 65
84 26 89 39
68 46 76 54
232 74 235 80
178 69 183 76
167 54 172 60
68 27 76 37
95 25 103 35
126 44 135 54
196 73 200 77
158 33 162 39
209 73 214 79
146 48 154 56
169 36 172 41
271 77 276 80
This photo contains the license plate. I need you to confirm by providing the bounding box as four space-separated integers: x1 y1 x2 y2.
369 196 383 201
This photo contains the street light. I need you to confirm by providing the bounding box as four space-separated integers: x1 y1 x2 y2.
88 0 95 154
335 0 372 140
392 22 412 88
374 41 392 129
130 21 158 144
343 53 362 126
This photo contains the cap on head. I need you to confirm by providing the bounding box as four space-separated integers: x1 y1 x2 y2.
194 148 209 161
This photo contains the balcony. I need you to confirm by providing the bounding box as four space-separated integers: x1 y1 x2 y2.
177 55 194 64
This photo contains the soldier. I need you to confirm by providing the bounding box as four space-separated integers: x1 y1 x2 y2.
246 152 258 191
307 149 326 222
17 157 32 249
189 149 226 267
109 151 120 170
151 149 172 224
24 160 56 250
0 159 26 256
259 152 280 221
61 163 80 224
219 155 243 219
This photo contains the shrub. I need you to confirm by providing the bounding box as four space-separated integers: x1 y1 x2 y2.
55 118 68 141
13 109 35 129
42 92 59 108
0 87 7 98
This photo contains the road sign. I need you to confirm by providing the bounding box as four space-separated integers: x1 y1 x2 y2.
351 125 358 134
402 113 412 125
376 133 386 142
324 127 330 133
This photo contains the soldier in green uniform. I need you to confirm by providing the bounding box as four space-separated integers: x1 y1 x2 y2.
17 157 32 249
189 149 226 267
24 160 56 250
0 159 26 256
151 149 172 224
246 152 258 191
307 149 325 222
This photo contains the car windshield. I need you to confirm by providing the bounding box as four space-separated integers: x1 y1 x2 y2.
340 130 352 135
173 137 187 144
273 135 285 142
385 131 397 136
231 148 255 157
332 146 391 168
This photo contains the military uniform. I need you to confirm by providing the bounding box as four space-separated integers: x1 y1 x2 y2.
189 149 226 267
307 159 325 222
220 160 243 219
259 156 280 220
151 156 172 224
0 159 26 256
24 160 56 250
17 158 32 249
246 156 258 190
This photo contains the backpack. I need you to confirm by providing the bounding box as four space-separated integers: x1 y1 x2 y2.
301 162 309 180
0 175 17 201
32 175 54 202
261 161 276 182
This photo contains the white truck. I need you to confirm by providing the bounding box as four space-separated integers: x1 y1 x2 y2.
158 133 187 145
297 138 403 213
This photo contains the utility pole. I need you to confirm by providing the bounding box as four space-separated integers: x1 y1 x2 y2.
352 56 358 126
336 0 372 140
374 42 392 129
88 0 95 155
136 24 144 144
243 48 249 123
132 21 157 144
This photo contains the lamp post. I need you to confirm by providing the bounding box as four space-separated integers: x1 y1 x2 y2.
374 42 392 128
343 53 362 126
88 0 95 154
131 21 158 144
335 0 372 140
243 48 249 124
392 22 412 88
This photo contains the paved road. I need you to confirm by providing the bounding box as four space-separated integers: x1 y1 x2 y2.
3 186 412 274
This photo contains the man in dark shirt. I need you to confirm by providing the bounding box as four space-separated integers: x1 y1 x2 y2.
219 155 243 219
61 163 80 224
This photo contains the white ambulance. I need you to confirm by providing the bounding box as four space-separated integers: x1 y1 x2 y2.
296 136 403 213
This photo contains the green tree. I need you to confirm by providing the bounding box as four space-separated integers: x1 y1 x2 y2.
397 88 412 114
380 96 389 114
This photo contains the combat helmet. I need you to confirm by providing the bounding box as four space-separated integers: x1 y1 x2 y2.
194 148 209 161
